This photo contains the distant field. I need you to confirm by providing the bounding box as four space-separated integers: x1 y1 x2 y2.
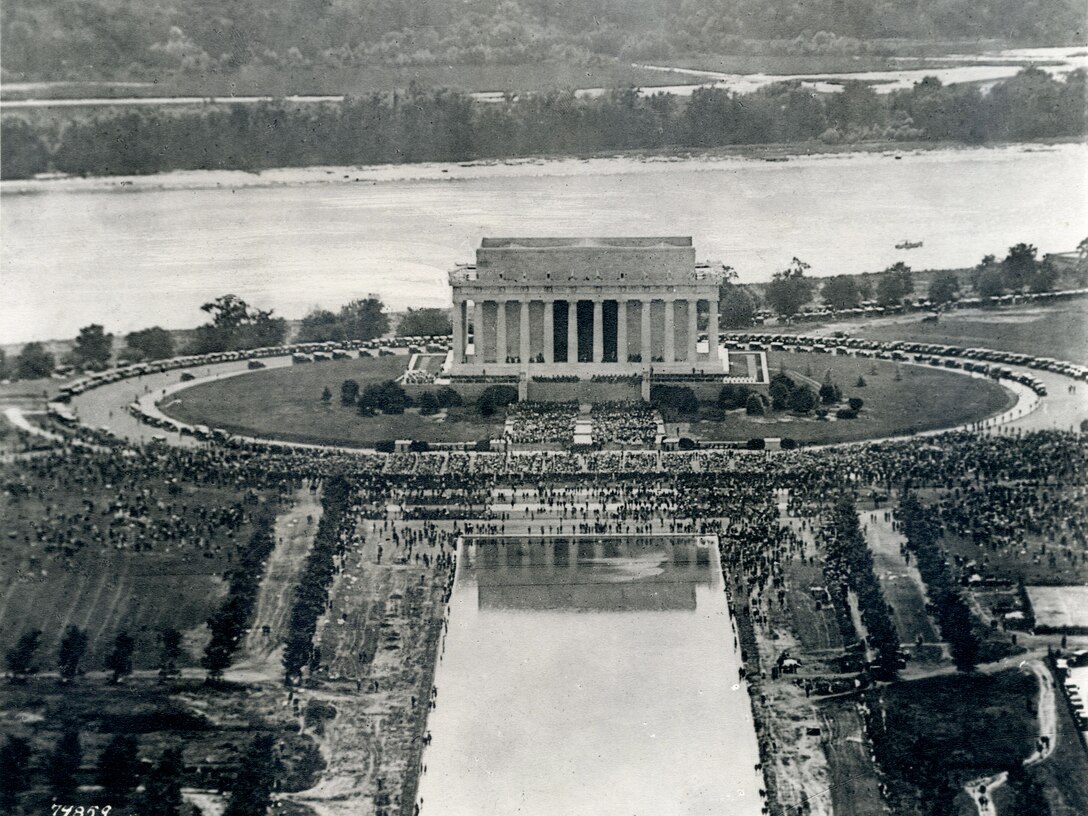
836 301 1088 364
684 352 1013 444
164 356 504 446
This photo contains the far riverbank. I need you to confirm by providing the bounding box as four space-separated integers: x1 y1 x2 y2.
3 138 1082 197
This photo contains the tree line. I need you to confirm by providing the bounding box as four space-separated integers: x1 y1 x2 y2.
3 0 1082 81
3 68 1083 180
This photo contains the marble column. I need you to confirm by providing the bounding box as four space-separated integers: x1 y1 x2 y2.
708 299 720 361
567 300 578 364
616 298 628 364
593 299 604 363
451 298 463 364
640 299 651 363
520 300 531 364
474 300 485 361
543 300 554 364
496 299 507 364
663 298 675 363
688 298 699 362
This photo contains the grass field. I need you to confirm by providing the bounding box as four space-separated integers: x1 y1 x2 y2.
685 352 1013 444
837 302 1088 364
164 356 504 446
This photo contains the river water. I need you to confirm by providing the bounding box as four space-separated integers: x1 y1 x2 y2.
415 536 762 816
2 142 1085 344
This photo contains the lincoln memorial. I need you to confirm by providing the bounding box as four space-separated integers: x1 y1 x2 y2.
447 238 730 396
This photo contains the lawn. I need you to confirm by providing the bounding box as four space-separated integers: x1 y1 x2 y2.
163 356 504 446
683 351 1013 444
818 699 887 816
839 302 1088 365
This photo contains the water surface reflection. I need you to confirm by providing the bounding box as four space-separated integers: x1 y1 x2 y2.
416 536 762 816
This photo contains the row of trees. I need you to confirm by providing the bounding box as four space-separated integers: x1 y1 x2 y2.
898 494 980 672
0 729 276 815
3 69 1083 179
824 496 902 679
201 510 277 681
283 475 355 684
6 627 135 684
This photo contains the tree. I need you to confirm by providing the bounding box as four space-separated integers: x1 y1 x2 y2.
340 379 359 406
769 372 793 410
765 258 814 318
96 734 140 803
1 118 49 179
821 275 863 310
819 381 841 405
1006 762 1051 816
158 628 183 681
71 323 114 369
124 326 175 361
47 730 82 798
105 631 135 684
719 287 756 328
6 629 41 682
788 384 817 413
856 376 866 387
396 307 452 336
477 385 518 417
224 734 277 816
1003 243 1038 291
190 295 287 353
321 386 332 404
848 397 865 411
417 391 440 415
1029 258 1059 293
297 308 345 343
745 393 765 416
358 380 411 414
132 746 183 816
58 626 88 682
976 266 1007 299
0 735 32 810
876 262 914 306
928 271 960 305
15 342 54 379
338 297 389 341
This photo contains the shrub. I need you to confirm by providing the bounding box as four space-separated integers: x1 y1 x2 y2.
477 385 518 416
417 391 440 415
474 438 491 451
819 382 841 405
650 385 699 417
788 384 817 413
780 437 798 450
855 376 867 387
374 440 395 453
718 383 751 410
746 393 766 416
836 408 858 419
769 373 793 410
340 379 359 406
320 386 332 404
436 387 463 408
848 397 865 412
359 380 411 414
408 440 430 452
746 437 766 450
180 372 195 382
678 437 697 451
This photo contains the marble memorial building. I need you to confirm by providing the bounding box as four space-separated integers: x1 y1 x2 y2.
448 238 729 388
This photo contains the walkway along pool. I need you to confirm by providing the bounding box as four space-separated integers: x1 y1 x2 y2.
414 536 764 815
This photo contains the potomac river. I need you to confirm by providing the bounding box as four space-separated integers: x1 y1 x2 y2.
1 142 1085 345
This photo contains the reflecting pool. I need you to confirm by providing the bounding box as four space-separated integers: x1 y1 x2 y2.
415 536 763 816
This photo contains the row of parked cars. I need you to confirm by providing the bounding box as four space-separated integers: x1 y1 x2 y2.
762 287 1088 324
55 335 453 401
726 331 1088 396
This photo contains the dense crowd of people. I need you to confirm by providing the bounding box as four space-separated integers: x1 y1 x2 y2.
591 400 659 446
